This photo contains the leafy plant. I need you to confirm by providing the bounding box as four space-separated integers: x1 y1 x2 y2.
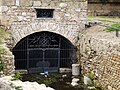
12 72 22 80
93 82 103 90
0 48 5 62
0 48 5 54
15 86 23 90
88 72 96 80
43 77 56 86
0 63 4 72
86 72 103 90
0 48 5 72
105 23 120 32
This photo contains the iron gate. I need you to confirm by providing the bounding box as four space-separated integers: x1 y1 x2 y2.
12 32 77 73
28 48 60 73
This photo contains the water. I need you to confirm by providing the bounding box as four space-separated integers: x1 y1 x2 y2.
21 73 84 90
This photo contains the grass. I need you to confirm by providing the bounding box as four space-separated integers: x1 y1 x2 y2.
87 16 120 33
87 16 120 19
87 16 120 22
105 23 120 32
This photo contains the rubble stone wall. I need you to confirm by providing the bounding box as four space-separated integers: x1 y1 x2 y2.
0 0 87 75
0 0 87 46
79 32 120 90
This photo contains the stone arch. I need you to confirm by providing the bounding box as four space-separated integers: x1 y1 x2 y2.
12 30 78 48
12 31 77 73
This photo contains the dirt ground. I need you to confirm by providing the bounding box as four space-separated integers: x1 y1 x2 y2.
85 17 120 42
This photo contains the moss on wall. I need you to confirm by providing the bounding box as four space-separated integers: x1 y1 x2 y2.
0 26 13 75
0 27 10 44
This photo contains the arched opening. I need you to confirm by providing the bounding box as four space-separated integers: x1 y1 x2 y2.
12 31 77 73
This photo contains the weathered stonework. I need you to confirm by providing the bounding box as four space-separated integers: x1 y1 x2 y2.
88 0 120 16
1 46 14 75
0 0 120 90
0 0 87 74
0 0 87 46
78 26 120 90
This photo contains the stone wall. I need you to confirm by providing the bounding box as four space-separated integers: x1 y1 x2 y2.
0 0 87 75
0 0 87 46
88 0 120 3
78 27 120 90
1 45 14 75
0 26 14 75
88 1 120 16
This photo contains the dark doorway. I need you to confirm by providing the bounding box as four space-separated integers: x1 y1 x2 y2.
12 32 77 73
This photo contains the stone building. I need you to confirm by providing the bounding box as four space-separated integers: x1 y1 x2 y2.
0 0 120 90
0 0 87 74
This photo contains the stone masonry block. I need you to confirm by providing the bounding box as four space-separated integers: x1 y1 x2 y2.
33 1 42 7
2 0 15 6
20 0 32 6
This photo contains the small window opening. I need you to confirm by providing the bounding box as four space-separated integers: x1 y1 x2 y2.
35 9 54 18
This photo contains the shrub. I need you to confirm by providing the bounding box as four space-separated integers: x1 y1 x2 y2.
86 72 103 90
0 63 4 72
12 72 22 80
88 72 96 81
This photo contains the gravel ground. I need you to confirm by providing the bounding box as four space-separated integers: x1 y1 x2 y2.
85 25 120 42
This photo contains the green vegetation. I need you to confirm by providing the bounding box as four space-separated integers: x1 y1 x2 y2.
87 16 107 19
0 62 4 72
86 72 103 90
88 72 96 81
0 48 5 54
0 47 5 73
15 86 23 90
0 27 10 44
21 73 103 90
21 73 84 89
10 83 23 90
0 27 10 74
87 16 119 22
0 48 5 61
105 23 120 32
22 73 70 86
12 72 23 80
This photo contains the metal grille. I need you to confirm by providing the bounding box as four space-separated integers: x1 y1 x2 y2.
35 9 54 18
12 32 76 73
